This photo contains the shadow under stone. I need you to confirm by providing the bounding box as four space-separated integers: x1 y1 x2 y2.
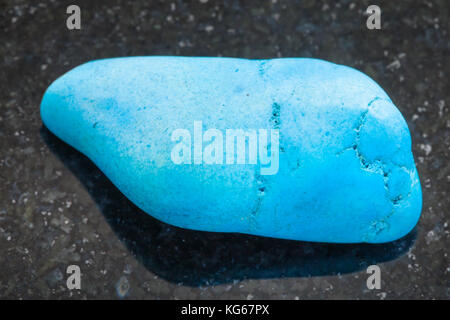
41 126 416 287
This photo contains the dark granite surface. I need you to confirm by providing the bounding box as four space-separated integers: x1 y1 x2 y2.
0 0 448 299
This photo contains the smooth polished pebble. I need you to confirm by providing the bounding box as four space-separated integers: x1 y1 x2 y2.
40 57 422 243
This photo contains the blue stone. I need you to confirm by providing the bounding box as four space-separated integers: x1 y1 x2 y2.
40 57 422 243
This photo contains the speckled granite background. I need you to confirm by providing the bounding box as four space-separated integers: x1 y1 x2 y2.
0 0 448 299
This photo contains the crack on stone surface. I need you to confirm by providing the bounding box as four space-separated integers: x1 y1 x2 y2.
270 102 285 153
248 99 282 230
270 102 281 129
248 173 265 230
248 85 294 229
258 60 270 78
368 96 384 106
334 98 415 239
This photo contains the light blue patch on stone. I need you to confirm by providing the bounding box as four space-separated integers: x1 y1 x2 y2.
40 57 422 243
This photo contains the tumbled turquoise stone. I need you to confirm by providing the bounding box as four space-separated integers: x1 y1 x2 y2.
40 57 422 243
